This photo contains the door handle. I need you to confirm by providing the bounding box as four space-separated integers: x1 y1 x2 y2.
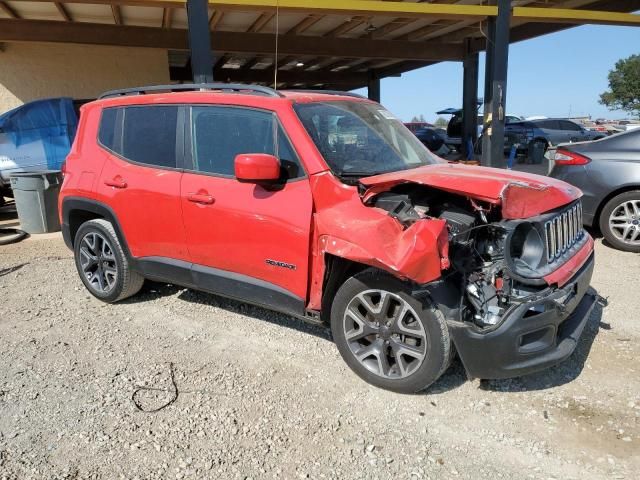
187 193 215 205
104 177 127 189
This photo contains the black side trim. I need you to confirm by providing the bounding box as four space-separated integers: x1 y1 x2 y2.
61 197 131 256
134 256 306 319
134 257 194 287
191 263 305 318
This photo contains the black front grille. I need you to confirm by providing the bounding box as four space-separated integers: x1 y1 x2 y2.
544 202 584 262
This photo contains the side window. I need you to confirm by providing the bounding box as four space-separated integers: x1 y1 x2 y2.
98 107 118 151
561 120 582 132
190 106 303 179
537 120 560 130
120 106 179 168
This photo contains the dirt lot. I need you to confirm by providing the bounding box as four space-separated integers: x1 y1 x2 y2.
1 220 639 479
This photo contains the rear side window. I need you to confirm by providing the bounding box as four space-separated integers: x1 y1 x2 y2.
560 120 582 131
536 120 561 130
98 108 118 150
122 106 179 168
98 105 179 169
190 106 303 179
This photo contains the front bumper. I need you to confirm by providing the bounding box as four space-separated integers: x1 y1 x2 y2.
448 252 596 380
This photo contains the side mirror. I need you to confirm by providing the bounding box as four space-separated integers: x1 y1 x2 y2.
234 153 280 183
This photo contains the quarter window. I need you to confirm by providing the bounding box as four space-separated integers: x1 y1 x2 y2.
190 106 303 179
98 108 118 151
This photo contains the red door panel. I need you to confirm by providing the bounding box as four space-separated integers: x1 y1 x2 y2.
96 155 189 261
181 173 313 299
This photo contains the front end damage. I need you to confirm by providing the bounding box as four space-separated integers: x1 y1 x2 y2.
314 164 596 379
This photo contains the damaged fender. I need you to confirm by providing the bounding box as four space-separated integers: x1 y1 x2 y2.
307 172 449 311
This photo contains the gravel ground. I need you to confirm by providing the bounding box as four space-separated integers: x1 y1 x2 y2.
1 226 639 479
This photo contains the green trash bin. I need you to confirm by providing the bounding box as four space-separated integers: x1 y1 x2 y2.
527 140 546 165
9 170 63 234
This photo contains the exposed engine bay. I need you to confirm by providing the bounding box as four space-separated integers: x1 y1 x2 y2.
368 183 564 329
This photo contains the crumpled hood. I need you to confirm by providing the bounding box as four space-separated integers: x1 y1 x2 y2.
359 163 582 219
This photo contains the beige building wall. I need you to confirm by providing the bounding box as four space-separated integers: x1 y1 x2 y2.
0 42 170 113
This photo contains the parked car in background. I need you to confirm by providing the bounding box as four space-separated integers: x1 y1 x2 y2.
404 121 434 133
0 97 80 203
413 127 445 152
549 129 640 252
505 118 605 153
60 83 595 393
439 106 522 151
435 107 483 150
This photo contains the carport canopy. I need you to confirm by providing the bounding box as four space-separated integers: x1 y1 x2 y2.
1 0 639 90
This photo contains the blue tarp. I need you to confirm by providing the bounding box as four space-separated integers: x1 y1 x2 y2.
0 97 78 170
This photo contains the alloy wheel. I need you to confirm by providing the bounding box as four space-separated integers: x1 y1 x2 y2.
608 199 640 246
343 290 428 379
79 231 118 293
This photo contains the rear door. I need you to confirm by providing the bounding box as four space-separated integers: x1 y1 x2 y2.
538 120 564 145
95 105 189 262
180 104 313 310
560 120 587 142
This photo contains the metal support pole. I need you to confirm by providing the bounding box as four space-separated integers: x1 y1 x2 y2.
481 12 495 165
483 0 511 168
186 0 214 83
367 71 381 103
462 38 479 160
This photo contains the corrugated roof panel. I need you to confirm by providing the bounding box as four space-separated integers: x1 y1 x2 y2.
170 8 188 29
5 1 60 21
64 4 115 25
120 6 164 28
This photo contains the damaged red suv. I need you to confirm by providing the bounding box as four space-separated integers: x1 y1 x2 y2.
59 84 596 393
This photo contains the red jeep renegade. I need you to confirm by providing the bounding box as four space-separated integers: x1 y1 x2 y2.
59 84 596 393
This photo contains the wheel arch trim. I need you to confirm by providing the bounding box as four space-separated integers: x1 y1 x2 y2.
61 197 131 258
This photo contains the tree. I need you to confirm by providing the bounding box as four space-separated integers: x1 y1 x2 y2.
410 114 427 123
434 116 448 128
599 54 640 117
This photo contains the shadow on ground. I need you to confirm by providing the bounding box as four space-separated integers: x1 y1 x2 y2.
123 281 606 395
124 280 332 341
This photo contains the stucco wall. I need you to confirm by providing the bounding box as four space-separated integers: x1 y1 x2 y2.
0 42 170 113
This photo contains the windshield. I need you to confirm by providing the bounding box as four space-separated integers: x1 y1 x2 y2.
293 101 438 179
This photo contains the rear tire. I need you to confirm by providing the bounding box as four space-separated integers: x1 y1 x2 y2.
73 219 144 302
331 269 452 393
599 191 640 253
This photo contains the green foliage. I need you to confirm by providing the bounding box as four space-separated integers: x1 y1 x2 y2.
434 117 448 128
599 54 640 117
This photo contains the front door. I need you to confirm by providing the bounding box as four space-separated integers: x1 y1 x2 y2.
180 105 313 310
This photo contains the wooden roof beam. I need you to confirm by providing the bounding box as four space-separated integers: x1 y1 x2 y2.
0 19 465 61
287 14 322 35
209 10 223 29
55 2 72 21
111 5 122 25
247 11 274 32
0 1 20 19
162 7 173 28
324 16 369 37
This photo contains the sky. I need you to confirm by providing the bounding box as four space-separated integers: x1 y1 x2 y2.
355 24 640 123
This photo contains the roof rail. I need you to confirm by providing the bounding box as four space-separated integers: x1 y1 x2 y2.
287 89 369 99
98 83 284 100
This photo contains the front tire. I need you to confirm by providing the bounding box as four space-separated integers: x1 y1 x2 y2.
331 269 452 393
73 219 144 302
599 191 640 253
